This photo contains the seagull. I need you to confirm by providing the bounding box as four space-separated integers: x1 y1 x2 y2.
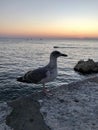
17 51 67 93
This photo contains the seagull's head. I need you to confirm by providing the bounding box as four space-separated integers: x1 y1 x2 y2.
50 51 68 58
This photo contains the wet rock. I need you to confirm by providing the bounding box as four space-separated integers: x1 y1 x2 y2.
6 95 51 130
74 59 98 74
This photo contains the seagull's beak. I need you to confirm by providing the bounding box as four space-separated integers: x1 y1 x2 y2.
60 53 68 57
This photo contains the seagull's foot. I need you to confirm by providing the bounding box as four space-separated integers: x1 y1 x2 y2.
42 88 53 96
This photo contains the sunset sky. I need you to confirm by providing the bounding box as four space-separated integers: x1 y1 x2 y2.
0 0 98 38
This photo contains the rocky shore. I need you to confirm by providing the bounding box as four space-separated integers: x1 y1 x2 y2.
0 75 98 130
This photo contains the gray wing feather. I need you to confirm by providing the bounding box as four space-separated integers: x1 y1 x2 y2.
23 67 47 83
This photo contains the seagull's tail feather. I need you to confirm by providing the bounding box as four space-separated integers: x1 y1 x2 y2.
17 76 32 83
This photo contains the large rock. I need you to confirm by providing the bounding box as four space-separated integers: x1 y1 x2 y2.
40 76 98 130
1 76 98 130
74 59 98 74
6 94 51 130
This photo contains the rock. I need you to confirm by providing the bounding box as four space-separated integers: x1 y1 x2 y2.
53 46 59 48
6 94 51 130
74 59 98 74
40 76 98 130
1 76 98 130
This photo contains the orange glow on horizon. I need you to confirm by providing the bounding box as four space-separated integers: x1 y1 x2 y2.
0 20 98 38
0 29 98 38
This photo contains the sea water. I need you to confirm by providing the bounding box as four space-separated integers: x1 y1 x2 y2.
0 38 98 101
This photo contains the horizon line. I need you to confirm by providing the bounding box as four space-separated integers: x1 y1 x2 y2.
0 36 98 40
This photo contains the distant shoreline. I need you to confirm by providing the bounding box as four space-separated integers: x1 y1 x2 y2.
0 36 98 41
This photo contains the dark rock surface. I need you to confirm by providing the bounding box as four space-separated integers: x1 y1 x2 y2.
74 59 98 74
6 94 50 130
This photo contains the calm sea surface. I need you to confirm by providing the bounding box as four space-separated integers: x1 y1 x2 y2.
0 38 98 101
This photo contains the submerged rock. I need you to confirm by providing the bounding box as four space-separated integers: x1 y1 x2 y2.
74 59 98 74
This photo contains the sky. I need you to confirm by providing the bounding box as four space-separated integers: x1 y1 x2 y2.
0 0 98 38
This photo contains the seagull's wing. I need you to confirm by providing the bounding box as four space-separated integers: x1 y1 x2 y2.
18 67 48 84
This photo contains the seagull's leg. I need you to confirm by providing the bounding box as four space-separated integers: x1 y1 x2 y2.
43 83 46 92
43 83 48 93
42 83 53 96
